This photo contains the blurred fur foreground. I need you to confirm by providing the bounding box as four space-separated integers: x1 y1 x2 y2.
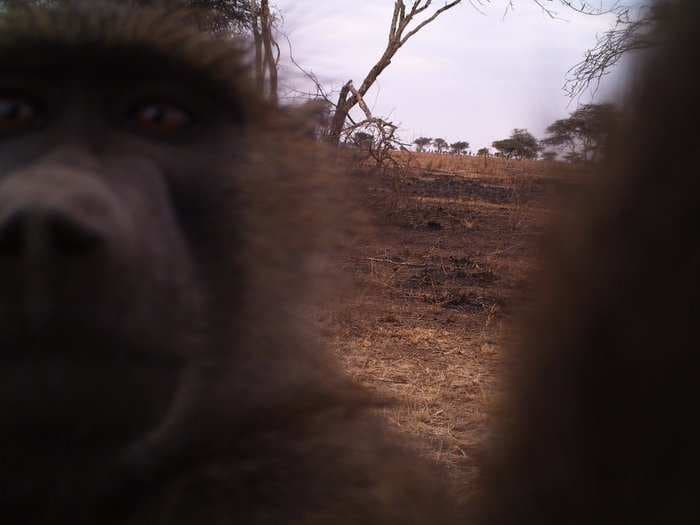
473 1 700 523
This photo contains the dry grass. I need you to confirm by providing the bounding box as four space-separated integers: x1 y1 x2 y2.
323 153 576 486
392 150 572 180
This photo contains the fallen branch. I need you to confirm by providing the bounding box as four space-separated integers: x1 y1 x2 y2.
366 257 428 268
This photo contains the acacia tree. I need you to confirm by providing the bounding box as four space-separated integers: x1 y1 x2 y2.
492 139 517 159
574 103 618 161
542 103 618 162
541 118 578 158
564 151 583 164
477 147 490 156
450 141 469 155
414 137 432 152
433 138 448 153
493 129 540 160
512 128 540 159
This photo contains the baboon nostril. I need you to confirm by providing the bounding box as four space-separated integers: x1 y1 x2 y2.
0 207 104 258
0 210 26 256
48 212 104 256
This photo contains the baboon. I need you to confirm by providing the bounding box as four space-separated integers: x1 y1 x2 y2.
4 0 699 523
473 1 700 523
0 2 459 524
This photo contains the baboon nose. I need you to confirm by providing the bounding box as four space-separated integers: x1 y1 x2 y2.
0 206 104 258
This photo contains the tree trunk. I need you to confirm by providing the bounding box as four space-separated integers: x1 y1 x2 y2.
260 0 278 105
252 18 264 93
251 0 278 105
327 81 353 145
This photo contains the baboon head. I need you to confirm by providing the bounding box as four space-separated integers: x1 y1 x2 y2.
0 2 355 520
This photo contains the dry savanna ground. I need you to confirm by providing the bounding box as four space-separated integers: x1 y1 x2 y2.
324 152 582 485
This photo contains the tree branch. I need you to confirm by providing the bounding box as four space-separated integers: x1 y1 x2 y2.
401 0 463 45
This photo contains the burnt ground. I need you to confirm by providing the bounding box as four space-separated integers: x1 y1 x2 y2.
323 154 579 486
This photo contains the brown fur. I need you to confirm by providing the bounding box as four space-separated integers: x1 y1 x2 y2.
0 2 459 524
6 1 696 523
473 1 700 523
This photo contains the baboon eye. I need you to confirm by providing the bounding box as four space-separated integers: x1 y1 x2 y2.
0 97 38 130
130 103 191 135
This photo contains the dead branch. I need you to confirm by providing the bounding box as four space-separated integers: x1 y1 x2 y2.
565 5 656 98
366 257 428 268
327 0 465 144
348 82 373 120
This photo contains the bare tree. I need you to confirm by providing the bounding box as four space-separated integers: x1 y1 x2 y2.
322 0 628 146
327 0 464 145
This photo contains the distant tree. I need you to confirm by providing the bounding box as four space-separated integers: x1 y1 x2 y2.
541 151 558 162
414 137 432 153
573 103 618 161
492 139 518 159
542 103 619 163
541 118 578 157
433 138 448 154
450 141 469 155
564 151 584 164
492 129 540 160
511 128 541 160
477 147 490 157
352 131 374 150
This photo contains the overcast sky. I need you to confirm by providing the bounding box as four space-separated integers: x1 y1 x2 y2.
274 0 638 151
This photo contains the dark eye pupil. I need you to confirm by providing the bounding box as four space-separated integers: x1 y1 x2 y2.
0 102 19 118
0 101 22 119
0 98 35 128
133 104 190 133
143 106 165 123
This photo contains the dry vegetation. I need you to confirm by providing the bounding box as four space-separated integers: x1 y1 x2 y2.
324 152 582 485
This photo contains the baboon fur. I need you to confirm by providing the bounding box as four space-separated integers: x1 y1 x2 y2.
473 1 700 523
0 3 459 524
4 0 699 523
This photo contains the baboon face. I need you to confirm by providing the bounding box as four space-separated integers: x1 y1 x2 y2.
0 7 251 453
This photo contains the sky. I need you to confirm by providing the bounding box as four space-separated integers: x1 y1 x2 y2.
274 0 641 152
